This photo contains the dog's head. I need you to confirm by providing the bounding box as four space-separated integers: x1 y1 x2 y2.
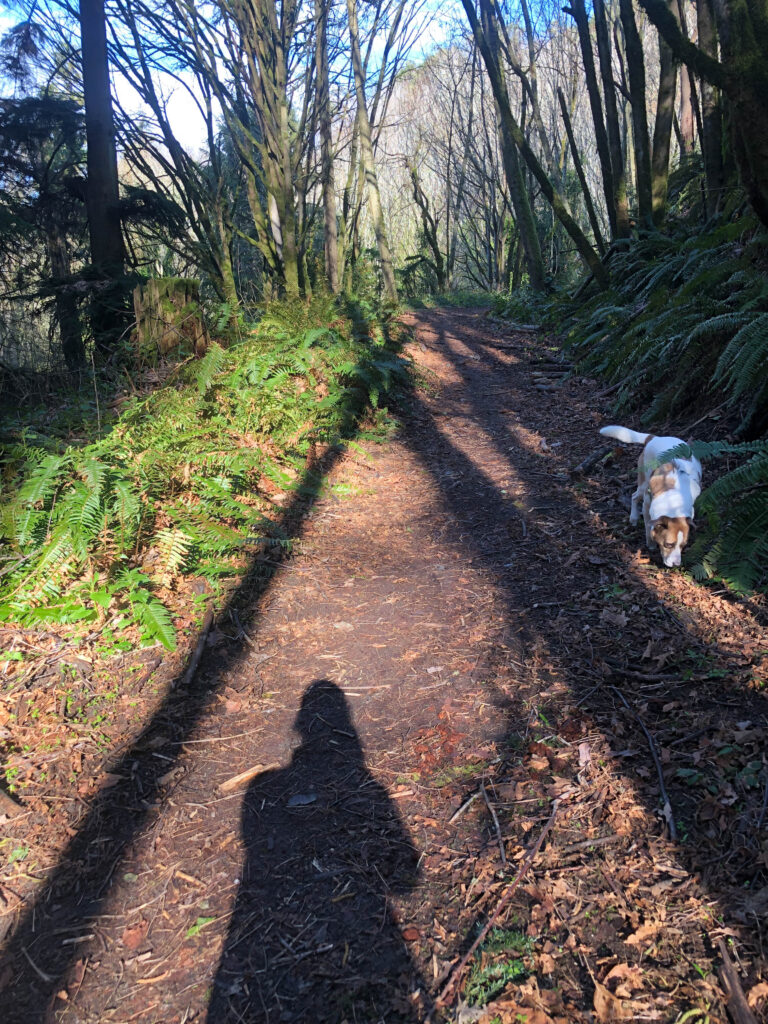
651 515 692 567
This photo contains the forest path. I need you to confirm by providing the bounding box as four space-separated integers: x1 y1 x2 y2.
7 308 768 1022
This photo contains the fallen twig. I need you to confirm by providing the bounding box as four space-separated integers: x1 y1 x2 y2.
610 686 677 841
218 761 280 794
481 782 506 867
175 605 214 690
717 937 758 1024
449 791 480 823
570 445 613 477
436 797 561 1008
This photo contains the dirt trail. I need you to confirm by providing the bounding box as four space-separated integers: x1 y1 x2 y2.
4 308 767 1023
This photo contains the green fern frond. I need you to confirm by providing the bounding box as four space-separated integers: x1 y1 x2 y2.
135 592 177 650
18 452 70 506
193 342 228 395
154 527 191 586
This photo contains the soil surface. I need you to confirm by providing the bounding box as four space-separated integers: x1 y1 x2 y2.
2 308 768 1023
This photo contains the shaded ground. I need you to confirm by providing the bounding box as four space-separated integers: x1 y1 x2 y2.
1 307 767 1023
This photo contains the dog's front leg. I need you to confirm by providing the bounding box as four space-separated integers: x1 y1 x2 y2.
642 495 656 549
630 485 644 526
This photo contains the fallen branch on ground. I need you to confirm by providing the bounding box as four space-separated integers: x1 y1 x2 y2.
610 686 677 841
218 762 280 793
436 796 562 1008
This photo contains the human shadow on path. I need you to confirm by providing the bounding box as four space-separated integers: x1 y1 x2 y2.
208 680 426 1024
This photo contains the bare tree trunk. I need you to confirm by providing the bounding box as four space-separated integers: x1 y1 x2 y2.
346 0 398 303
651 0 678 223
566 0 617 236
557 88 607 255
679 65 695 156
315 0 339 293
619 0 653 225
80 0 127 351
475 0 545 290
462 0 608 287
409 166 447 291
593 0 631 236
695 0 724 217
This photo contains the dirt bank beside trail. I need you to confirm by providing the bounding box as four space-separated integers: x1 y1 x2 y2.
2 307 767 1023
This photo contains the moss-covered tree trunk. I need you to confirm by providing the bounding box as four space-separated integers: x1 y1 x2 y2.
133 278 209 360
346 0 398 304
620 0 654 225
637 0 768 227
566 0 618 237
594 0 631 236
651 0 678 223
473 0 545 289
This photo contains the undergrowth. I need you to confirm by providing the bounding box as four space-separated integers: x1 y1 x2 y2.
464 928 533 1007
663 439 768 594
0 296 408 649
552 216 768 433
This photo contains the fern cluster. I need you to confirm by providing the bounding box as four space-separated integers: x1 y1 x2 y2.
684 439 768 594
0 296 408 648
547 217 768 430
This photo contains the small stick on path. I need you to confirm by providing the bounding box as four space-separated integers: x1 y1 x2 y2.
436 797 561 1008
481 781 506 867
717 937 758 1024
611 685 677 841
218 762 280 794
176 605 214 690
570 445 612 477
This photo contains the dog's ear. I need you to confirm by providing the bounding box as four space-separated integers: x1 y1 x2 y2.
686 517 696 532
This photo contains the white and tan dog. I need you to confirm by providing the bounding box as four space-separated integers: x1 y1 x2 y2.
600 425 702 567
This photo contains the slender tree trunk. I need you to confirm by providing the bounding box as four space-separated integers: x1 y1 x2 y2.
45 208 84 371
566 0 617 236
695 0 724 217
462 0 609 287
346 0 398 303
679 64 695 155
476 0 545 290
315 0 339 293
79 0 127 351
593 0 631 236
651 0 678 223
557 88 607 255
619 0 653 225
448 58 476 284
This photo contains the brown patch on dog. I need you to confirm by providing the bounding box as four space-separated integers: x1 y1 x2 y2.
651 515 690 548
648 462 677 498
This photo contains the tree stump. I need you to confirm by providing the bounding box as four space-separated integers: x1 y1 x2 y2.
133 277 209 360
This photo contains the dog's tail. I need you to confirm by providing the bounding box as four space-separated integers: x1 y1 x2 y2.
599 425 652 445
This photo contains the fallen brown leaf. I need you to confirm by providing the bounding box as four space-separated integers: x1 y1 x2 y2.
593 980 632 1021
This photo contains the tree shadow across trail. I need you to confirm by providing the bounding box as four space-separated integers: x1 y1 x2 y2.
0 312 400 1022
208 680 425 1024
393 308 767 1013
